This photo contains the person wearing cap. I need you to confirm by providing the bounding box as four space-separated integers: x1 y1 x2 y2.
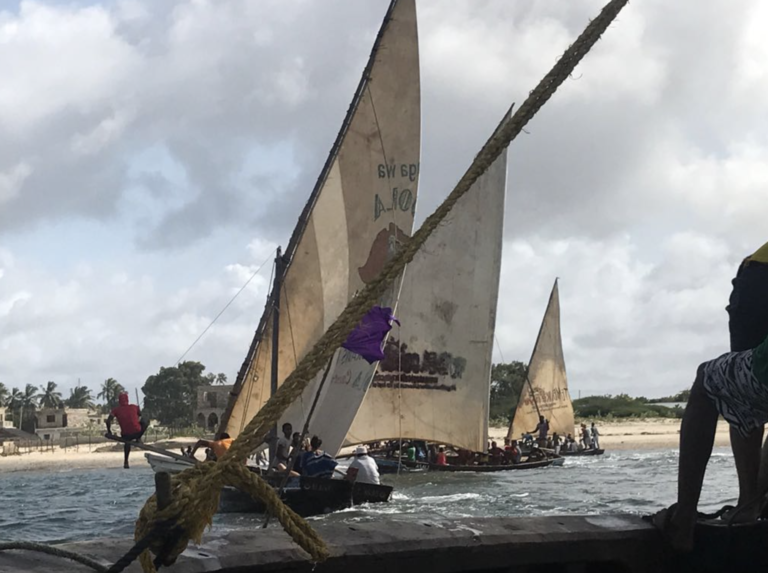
347 445 381 485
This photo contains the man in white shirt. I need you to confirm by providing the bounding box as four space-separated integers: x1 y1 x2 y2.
270 422 293 471
591 422 600 449
347 445 381 485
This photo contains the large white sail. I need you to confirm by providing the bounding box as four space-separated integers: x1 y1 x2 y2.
508 280 575 441
220 0 420 445
345 148 508 453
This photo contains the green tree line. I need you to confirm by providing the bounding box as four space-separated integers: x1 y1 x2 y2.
487 361 688 424
0 362 227 432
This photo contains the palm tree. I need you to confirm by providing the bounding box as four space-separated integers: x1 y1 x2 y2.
97 378 124 411
7 387 22 410
7 387 22 428
19 384 39 432
0 382 8 407
38 381 63 409
66 385 95 409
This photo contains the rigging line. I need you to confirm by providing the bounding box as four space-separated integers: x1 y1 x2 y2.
239 252 277 435
280 282 304 417
367 82 406 310
282 284 299 370
367 82 403 239
175 248 276 367
367 83 392 191
494 335 506 364
397 320 403 476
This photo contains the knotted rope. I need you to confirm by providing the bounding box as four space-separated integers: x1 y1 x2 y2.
134 1 629 570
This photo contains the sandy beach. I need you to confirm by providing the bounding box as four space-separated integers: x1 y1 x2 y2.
0 438 198 473
0 419 733 473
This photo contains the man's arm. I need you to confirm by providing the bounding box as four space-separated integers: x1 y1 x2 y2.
105 414 115 435
190 439 212 457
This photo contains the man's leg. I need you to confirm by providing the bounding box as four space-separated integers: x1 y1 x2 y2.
667 366 719 551
123 442 131 469
728 425 764 521
138 420 148 442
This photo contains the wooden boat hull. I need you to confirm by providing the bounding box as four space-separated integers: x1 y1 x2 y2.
428 458 558 472
558 449 605 457
219 476 393 516
372 457 428 474
145 453 391 516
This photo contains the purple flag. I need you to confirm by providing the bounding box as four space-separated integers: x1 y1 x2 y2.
342 306 400 364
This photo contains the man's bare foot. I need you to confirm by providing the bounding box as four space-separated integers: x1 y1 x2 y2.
650 505 695 553
723 500 761 524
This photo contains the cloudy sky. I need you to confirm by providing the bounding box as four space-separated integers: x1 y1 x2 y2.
1 0 766 403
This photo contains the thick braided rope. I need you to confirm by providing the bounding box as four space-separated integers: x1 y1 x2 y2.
134 1 629 570
222 0 630 463
134 462 328 572
0 542 108 572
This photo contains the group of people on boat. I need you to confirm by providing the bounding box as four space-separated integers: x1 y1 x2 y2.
558 423 600 452
265 422 381 485
375 436 551 468
517 415 600 454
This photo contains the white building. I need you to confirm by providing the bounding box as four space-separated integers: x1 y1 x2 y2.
0 407 11 428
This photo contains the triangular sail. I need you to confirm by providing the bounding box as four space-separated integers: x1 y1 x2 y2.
508 280 575 441
345 147 508 453
219 0 420 444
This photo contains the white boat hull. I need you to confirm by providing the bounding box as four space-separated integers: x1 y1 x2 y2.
145 452 194 474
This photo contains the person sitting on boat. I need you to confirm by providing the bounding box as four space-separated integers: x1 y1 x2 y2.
590 423 600 449
649 332 768 552
455 448 472 466
551 432 561 455
190 432 233 462
405 442 416 462
488 441 505 465
105 392 148 469
300 435 337 479
505 440 522 464
528 445 545 462
529 415 549 448
291 432 308 474
347 445 380 485
270 422 293 471
435 446 448 466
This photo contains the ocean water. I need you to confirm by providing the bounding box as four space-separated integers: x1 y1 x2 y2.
0 448 740 544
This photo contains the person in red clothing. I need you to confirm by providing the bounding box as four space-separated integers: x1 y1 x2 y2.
435 447 448 466
105 392 147 469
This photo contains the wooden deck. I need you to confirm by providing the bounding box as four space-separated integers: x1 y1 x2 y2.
2 514 766 573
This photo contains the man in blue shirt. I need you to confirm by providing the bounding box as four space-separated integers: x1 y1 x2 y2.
300 436 337 478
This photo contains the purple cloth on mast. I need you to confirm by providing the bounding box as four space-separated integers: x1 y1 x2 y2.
342 306 400 364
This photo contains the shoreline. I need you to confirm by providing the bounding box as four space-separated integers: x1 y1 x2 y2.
0 419 732 473
491 418 730 451
0 437 198 474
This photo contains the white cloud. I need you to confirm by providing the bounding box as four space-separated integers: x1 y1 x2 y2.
1 0 767 402
0 1 140 132
0 162 31 204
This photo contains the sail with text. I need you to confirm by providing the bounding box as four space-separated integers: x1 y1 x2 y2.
219 0 420 455
346 138 508 453
508 279 575 441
